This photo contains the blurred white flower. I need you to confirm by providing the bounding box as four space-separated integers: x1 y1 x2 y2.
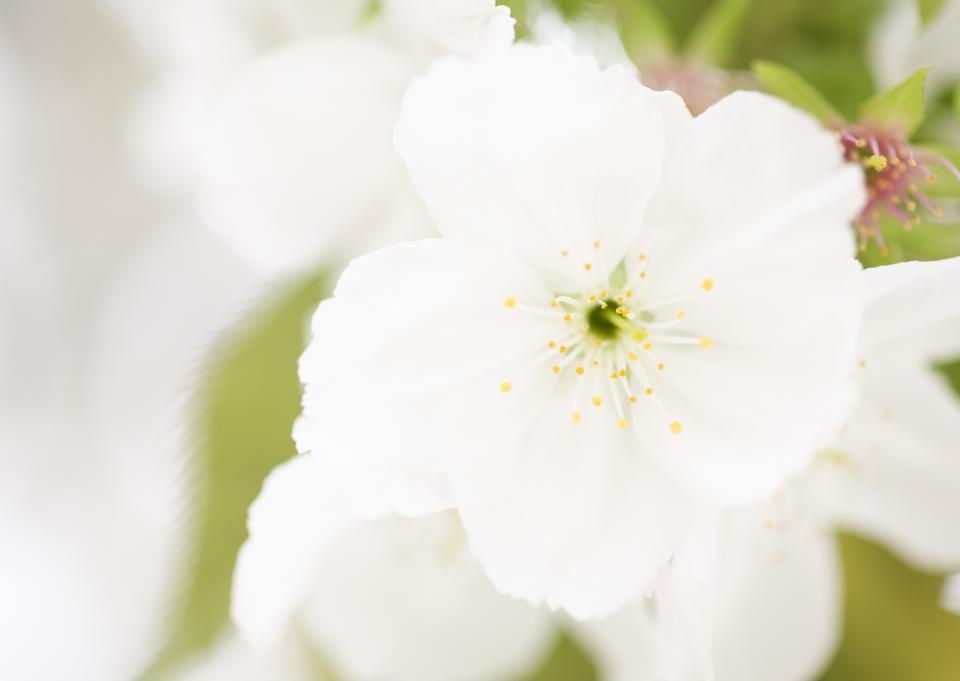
102 0 514 274
580 256 960 681
870 0 960 100
294 45 866 618
231 453 554 681
943 573 960 615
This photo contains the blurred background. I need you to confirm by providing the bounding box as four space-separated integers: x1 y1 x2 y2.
1 1 958 680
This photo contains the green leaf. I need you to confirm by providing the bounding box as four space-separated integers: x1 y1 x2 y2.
517 630 598 681
751 60 845 126
610 0 676 63
817 533 960 681
954 85 960 121
858 211 960 268
684 0 753 68
915 144 960 198
918 0 948 27
859 67 931 137
137 272 329 680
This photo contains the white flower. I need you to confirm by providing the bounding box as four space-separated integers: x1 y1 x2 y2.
870 0 960 101
104 0 515 273
943 573 960 615
231 454 553 681
295 45 866 618
579 256 960 681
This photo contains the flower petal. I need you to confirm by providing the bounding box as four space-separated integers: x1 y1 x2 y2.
231 454 358 649
449 382 690 619
298 238 560 478
199 38 426 273
395 45 666 289
298 512 554 681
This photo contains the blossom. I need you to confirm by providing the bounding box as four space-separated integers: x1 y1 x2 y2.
294 45 866 618
231 454 553 681
104 0 515 273
578 256 960 680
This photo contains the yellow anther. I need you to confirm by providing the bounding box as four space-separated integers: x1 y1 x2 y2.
854 138 866 148
643 342 653 351
589 294 598 302
584 262 593 271
593 240 602 249
617 418 628 429
657 363 665 371
552 366 560 375
645 388 653 395
558 345 568 353
699 337 714 349
599 301 608 309
858 359 867 368
610 372 618 380
600 290 608 298
865 154 888 171
616 306 627 316
548 341 556 348
572 410 582 423
616 296 624 304
640 271 647 279
625 290 633 298
563 314 572 321
629 395 638 403
670 421 683 434
906 200 917 211
592 359 600 366
934 206 945 216
628 352 638 361
562 249 569 257
638 252 647 261
618 369 626 377
907 158 917 167
592 395 603 407
675 309 686 320
550 299 559 308
702 278 714 291
576 366 585 376
500 382 512 393
504 296 517 308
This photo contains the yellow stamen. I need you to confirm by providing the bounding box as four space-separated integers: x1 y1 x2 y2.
572 410 582 423
699 337 714 349
702 278 714 291
504 296 516 308
500 382 512 393
670 421 683 434
592 395 602 407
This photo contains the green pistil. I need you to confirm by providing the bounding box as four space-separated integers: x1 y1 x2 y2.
586 301 649 342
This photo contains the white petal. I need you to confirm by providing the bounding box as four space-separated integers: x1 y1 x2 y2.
294 415 455 519
299 512 554 681
199 38 428 273
395 45 666 289
298 238 560 479
170 632 317 681
380 0 515 59
811 360 960 569
861 257 960 363
625 91 865 501
231 454 358 649
942 573 960 615
712 487 843 681
450 383 690 619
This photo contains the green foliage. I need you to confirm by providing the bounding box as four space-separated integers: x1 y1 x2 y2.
137 272 329 681
860 67 931 137
818 533 960 681
609 0 676 63
518 631 599 681
954 85 960 121
684 0 754 68
858 214 960 268
917 0 948 27
916 144 960 197
752 60 845 125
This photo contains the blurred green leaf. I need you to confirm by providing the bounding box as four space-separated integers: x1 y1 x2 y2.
818 533 960 681
859 212 960 267
916 144 960 197
918 0 948 27
610 0 676 63
752 60 845 125
860 67 931 137
517 631 598 681
684 0 753 68
954 85 960 121
138 272 329 680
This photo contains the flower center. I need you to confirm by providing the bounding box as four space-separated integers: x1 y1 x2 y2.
839 123 960 253
501 250 717 435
